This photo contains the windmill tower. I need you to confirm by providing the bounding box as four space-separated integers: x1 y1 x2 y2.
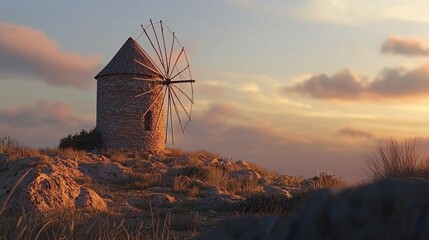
95 37 165 152
95 20 194 152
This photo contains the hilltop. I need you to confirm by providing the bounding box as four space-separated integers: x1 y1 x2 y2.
3 137 429 239
0 137 343 239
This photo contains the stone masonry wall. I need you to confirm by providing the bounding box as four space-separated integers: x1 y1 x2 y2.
96 74 165 152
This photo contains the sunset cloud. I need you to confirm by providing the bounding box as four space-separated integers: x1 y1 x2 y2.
0 22 100 89
382 36 429 57
337 127 373 139
0 101 93 147
285 63 429 100
286 70 365 100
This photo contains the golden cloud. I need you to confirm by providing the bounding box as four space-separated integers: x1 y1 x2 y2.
0 22 100 89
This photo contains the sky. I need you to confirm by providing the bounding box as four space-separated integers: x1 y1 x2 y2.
2 0 429 181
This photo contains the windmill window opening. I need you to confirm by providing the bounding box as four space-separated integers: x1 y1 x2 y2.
144 111 153 131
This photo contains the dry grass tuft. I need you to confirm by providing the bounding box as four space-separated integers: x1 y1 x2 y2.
228 179 264 196
311 172 345 189
276 175 304 187
204 167 230 189
0 136 41 162
247 162 279 182
367 138 429 181
58 148 85 158
172 176 191 192
105 149 129 165
164 148 184 158
0 208 180 240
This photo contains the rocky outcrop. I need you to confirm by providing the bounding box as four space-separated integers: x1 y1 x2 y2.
194 179 429 240
0 154 107 213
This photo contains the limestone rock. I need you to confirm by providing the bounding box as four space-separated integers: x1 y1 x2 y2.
2 156 106 213
229 169 261 181
234 160 249 169
75 187 107 211
263 185 292 198
208 158 234 170
79 162 132 184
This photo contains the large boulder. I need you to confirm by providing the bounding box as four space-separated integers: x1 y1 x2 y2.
1 156 107 214
194 179 429 240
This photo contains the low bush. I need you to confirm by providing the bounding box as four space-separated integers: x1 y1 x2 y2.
59 128 102 151
311 172 345 189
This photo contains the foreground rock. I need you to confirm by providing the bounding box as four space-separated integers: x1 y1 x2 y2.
1 155 107 213
194 179 429 240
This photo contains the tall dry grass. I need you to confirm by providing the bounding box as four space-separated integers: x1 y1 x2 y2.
367 138 429 180
0 136 40 161
0 173 185 240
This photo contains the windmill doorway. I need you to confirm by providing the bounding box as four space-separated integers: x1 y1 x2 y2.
144 111 153 131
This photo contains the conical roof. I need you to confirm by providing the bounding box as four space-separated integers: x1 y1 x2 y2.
95 37 161 79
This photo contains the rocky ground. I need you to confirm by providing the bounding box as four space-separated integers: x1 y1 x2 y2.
0 147 343 239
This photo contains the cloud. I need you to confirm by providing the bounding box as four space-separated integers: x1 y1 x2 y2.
382 36 429 57
287 69 365 100
338 127 373 139
174 102 369 181
0 101 93 147
285 63 429 100
0 22 100 89
370 65 429 97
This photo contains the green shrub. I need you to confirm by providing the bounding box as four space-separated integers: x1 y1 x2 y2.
59 128 102 150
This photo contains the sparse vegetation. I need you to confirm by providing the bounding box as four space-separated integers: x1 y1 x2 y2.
124 172 164 190
312 172 345 189
0 135 41 162
229 179 264 196
59 147 85 158
1 135 350 239
275 175 304 187
59 128 102 151
367 138 429 180
0 207 180 240
107 149 128 165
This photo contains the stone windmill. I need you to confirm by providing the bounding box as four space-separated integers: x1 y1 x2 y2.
95 20 195 152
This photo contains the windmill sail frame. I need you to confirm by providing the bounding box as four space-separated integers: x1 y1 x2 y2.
134 19 195 144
